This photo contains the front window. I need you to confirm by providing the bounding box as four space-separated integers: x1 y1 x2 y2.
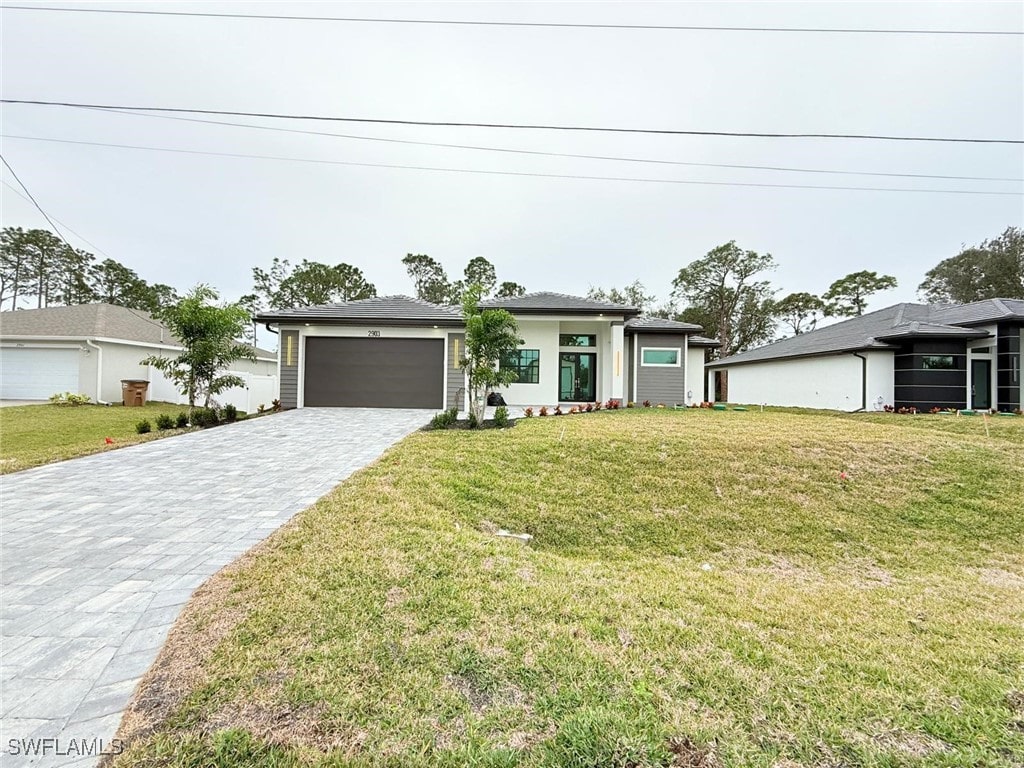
501 349 540 383
641 348 680 366
559 334 596 347
922 355 956 370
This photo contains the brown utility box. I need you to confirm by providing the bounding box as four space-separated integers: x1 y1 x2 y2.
121 379 150 407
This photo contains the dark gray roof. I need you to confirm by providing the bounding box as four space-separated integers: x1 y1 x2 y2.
708 298 1019 368
625 316 703 334
255 295 464 327
1 303 276 358
481 291 640 316
689 335 722 347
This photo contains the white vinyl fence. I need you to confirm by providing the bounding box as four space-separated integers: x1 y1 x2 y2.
146 367 278 414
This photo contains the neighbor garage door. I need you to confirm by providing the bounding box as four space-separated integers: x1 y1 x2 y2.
303 337 444 408
0 347 80 400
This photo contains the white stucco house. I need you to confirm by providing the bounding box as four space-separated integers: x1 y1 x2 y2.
0 303 278 411
707 299 1023 412
254 293 719 410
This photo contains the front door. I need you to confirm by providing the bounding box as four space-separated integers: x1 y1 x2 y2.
971 359 991 410
559 353 596 402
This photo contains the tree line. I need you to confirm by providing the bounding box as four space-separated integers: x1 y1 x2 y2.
3 223 1019 358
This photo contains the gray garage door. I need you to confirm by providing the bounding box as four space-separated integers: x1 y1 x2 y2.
304 337 444 408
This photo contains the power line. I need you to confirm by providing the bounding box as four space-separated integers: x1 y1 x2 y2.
4 99 1021 145
83 106 1024 183
4 134 1019 196
2 5 1019 36
0 154 82 254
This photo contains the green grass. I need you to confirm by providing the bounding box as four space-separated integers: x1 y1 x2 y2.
0 402 191 473
113 410 1024 767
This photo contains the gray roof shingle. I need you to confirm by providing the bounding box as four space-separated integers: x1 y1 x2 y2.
0 303 276 358
481 292 640 316
709 298 1020 368
255 295 464 326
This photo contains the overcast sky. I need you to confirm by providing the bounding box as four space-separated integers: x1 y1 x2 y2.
2 1 1022 320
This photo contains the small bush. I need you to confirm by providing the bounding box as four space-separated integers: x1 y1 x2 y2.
222 404 239 422
271 399 282 412
175 412 189 428
593 401 602 411
135 419 152 434
643 400 652 408
155 414 175 431
524 407 534 418
49 392 91 407
257 403 266 414
191 407 219 428
430 409 457 429
538 406 548 417
553 405 563 416
493 406 509 428
467 412 479 429
627 401 635 408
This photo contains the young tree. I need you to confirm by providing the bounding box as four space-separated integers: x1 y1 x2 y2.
775 292 827 335
823 270 897 317
141 285 255 411
402 253 455 304
1 227 32 309
587 280 657 313
14 228 67 308
671 241 778 358
918 226 1023 303
460 284 523 424
495 281 527 298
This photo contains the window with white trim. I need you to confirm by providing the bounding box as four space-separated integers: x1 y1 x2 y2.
641 347 680 366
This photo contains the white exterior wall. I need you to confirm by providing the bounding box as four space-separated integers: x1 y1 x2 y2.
498 319 560 405
863 351 895 411
716 354 868 411
686 348 706 404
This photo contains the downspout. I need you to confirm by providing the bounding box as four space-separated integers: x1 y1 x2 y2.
852 352 867 412
85 338 110 404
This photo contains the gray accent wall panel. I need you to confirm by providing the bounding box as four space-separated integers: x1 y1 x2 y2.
634 333 689 405
447 333 466 411
279 329 299 409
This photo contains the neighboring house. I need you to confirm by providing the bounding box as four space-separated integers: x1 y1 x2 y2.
0 303 278 411
706 298 1023 412
255 293 716 410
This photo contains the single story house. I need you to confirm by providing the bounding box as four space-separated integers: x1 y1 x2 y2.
706 298 1023 412
0 303 278 411
255 293 718 410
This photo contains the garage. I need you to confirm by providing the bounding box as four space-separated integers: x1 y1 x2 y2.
303 337 444 408
0 347 81 400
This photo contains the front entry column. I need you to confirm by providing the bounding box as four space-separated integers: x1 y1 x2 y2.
610 322 625 401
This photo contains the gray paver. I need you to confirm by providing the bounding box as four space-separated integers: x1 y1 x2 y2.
0 407 430 766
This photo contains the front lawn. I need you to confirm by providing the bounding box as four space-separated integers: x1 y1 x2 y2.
114 409 1023 767
0 402 190 473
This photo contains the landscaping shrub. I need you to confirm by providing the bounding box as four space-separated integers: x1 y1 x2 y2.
222 404 239 422
524 407 534 418
467 412 479 429
494 406 509 428
135 419 152 434
191 407 219 428
155 414 175 431
538 406 548 417
49 392 91 407
175 412 189 428
430 410 456 429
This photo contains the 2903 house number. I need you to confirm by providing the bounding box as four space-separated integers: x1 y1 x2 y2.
367 330 381 337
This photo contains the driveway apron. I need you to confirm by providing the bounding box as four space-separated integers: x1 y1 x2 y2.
0 407 431 766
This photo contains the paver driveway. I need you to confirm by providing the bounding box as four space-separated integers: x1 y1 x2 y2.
0 407 431 766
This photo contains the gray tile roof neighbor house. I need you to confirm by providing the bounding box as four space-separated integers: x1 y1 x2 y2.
709 299 1023 368
255 295 464 326
481 292 641 316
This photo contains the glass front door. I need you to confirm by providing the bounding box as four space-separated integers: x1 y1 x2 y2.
559 353 596 402
971 359 991 409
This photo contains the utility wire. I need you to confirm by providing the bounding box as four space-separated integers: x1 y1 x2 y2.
0 179 114 260
4 99 1021 145
0 154 81 253
2 5 1020 36
82 106 1024 183
4 134 1019 196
